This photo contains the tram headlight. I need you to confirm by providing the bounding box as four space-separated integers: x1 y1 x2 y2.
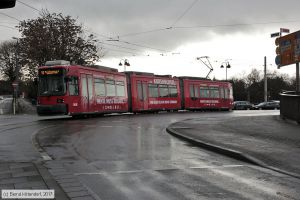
57 98 64 103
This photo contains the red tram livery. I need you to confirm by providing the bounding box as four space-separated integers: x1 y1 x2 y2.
37 60 128 116
178 77 233 110
37 60 233 116
125 71 181 113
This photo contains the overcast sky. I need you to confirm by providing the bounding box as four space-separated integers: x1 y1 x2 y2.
1 0 300 79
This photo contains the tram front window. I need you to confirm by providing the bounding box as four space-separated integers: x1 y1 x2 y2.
39 75 66 96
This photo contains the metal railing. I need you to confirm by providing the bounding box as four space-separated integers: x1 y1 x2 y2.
280 91 300 123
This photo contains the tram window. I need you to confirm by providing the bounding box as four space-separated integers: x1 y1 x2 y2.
95 78 105 96
194 85 199 98
116 81 125 97
189 85 194 98
224 88 228 99
137 81 143 101
220 87 225 99
229 87 233 99
106 80 116 96
69 76 79 96
200 87 209 98
149 84 159 98
210 87 219 98
81 77 88 98
169 85 178 97
159 84 169 97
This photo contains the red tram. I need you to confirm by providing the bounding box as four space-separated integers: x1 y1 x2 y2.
37 60 128 116
125 71 181 113
37 60 233 116
178 77 233 110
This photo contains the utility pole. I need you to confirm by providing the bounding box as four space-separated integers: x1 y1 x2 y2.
264 56 268 102
296 62 299 93
12 37 19 115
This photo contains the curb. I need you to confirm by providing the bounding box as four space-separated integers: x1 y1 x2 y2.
166 126 300 179
34 162 70 200
32 127 97 200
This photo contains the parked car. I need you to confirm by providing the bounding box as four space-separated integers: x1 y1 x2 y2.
233 101 254 110
253 101 280 110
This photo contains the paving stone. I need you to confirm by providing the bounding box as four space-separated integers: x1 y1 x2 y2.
31 185 48 189
0 173 11 179
27 175 44 182
71 196 95 200
0 168 24 174
49 169 68 174
14 181 47 189
57 178 77 184
23 166 36 172
9 163 33 169
60 182 82 188
0 184 14 189
55 175 76 180
0 177 27 184
0 165 9 171
50 171 71 176
67 191 90 198
63 186 87 193
12 171 39 178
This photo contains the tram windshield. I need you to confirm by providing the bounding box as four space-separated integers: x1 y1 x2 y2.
38 69 66 96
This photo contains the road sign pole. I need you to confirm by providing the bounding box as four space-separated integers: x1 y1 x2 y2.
264 56 268 102
13 89 16 115
296 62 300 93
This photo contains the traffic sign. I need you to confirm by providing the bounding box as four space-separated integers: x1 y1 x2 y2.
275 30 300 68
271 32 280 38
12 82 18 88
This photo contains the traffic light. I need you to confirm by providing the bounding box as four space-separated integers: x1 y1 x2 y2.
275 37 281 68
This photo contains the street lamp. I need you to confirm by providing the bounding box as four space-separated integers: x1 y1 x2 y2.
119 59 130 72
220 60 232 81
12 37 19 115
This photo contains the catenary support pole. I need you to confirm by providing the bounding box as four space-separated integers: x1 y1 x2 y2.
296 62 300 93
264 56 267 102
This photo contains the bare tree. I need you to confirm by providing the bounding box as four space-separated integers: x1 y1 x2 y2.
0 40 22 83
18 10 102 79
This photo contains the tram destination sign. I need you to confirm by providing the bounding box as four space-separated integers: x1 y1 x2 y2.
39 68 64 76
275 30 300 68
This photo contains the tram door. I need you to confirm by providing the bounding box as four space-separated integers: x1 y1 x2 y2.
80 74 94 113
220 87 226 107
136 81 148 110
189 84 198 108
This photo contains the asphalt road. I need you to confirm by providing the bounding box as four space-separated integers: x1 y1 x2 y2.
34 110 300 200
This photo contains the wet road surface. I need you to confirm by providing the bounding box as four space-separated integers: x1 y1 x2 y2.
36 110 300 200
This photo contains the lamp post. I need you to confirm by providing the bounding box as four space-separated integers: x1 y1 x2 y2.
12 37 19 115
119 59 130 72
220 60 231 81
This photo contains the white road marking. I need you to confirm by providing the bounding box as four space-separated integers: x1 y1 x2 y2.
74 164 244 176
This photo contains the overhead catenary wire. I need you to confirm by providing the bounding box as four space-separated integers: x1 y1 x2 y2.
98 41 144 52
174 19 300 29
0 12 21 22
17 0 40 12
169 0 199 28
102 47 144 56
117 40 168 53
1 0 170 54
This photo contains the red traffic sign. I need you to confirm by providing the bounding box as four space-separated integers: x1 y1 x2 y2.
12 82 18 87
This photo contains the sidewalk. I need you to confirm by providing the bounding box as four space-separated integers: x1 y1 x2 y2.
167 114 300 177
0 162 69 199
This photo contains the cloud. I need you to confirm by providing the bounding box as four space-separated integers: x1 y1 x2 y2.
1 0 300 56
